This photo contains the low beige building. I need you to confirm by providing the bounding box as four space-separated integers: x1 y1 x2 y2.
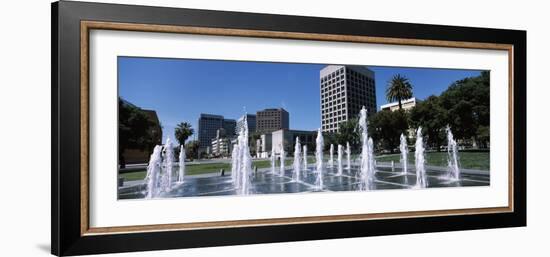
380 97 417 112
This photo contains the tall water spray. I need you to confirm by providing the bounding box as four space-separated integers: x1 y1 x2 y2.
329 144 334 168
231 146 239 183
145 145 163 198
368 138 375 178
230 115 253 194
346 142 351 170
178 145 185 183
337 144 343 176
399 133 408 175
359 107 375 190
293 137 302 181
315 129 324 190
446 127 460 180
303 145 308 171
163 138 174 190
415 127 428 188
270 145 276 174
280 145 286 177
239 125 253 195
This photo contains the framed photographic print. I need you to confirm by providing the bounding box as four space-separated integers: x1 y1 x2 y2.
51 1 526 256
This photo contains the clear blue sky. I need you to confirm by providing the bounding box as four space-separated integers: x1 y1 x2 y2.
118 57 483 144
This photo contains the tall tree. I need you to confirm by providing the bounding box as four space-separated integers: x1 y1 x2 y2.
409 95 447 151
368 110 409 153
184 140 200 160
118 99 155 168
439 71 490 145
386 74 413 110
174 122 194 147
335 118 360 151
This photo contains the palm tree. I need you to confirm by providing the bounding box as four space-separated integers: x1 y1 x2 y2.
174 122 194 146
386 74 413 110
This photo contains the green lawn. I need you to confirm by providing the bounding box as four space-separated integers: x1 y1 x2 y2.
375 151 489 170
120 157 317 181
120 153 488 182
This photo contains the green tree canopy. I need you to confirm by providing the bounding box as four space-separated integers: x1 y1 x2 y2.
174 122 194 146
118 98 155 168
386 74 413 110
185 140 200 160
368 110 409 153
439 71 490 144
336 118 360 151
408 71 490 148
409 95 447 150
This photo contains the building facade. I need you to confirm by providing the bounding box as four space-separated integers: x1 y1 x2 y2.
222 119 237 137
256 108 289 133
380 97 417 112
211 128 231 157
198 114 236 153
236 114 256 135
119 99 162 165
320 65 376 133
271 129 317 155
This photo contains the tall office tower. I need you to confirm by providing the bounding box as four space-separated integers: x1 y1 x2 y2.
320 65 376 133
256 108 289 133
198 114 224 152
235 114 257 135
222 118 237 137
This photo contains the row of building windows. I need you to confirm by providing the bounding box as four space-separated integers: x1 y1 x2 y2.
321 84 346 95
322 102 346 113
322 115 347 125
321 76 345 88
321 68 345 82
321 94 346 104
322 108 347 118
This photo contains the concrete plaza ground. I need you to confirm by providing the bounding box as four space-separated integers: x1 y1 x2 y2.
118 162 489 199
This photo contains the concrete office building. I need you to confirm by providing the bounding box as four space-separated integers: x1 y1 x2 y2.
222 119 237 137
119 99 162 166
380 97 417 112
211 128 231 157
236 114 256 135
198 114 236 153
256 108 289 133
271 129 317 155
320 65 376 133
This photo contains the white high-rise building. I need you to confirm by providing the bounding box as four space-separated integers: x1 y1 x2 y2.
320 65 376 133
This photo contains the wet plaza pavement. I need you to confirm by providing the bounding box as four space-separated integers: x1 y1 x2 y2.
118 165 489 200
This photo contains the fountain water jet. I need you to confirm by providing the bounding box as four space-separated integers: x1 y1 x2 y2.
329 144 334 168
270 145 276 174
163 138 174 191
415 127 428 188
293 137 302 182
400 133 408 175
230 115 253 194
368 138 375 179
303 145 308 171
280 145 285 177
346 142 351 170
145 145 162 198
446 127 460 180
239 126 252 195
231 146 239 184
178 145 185 183
359 107 375 190
337 144 343 176
314 129 324 190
